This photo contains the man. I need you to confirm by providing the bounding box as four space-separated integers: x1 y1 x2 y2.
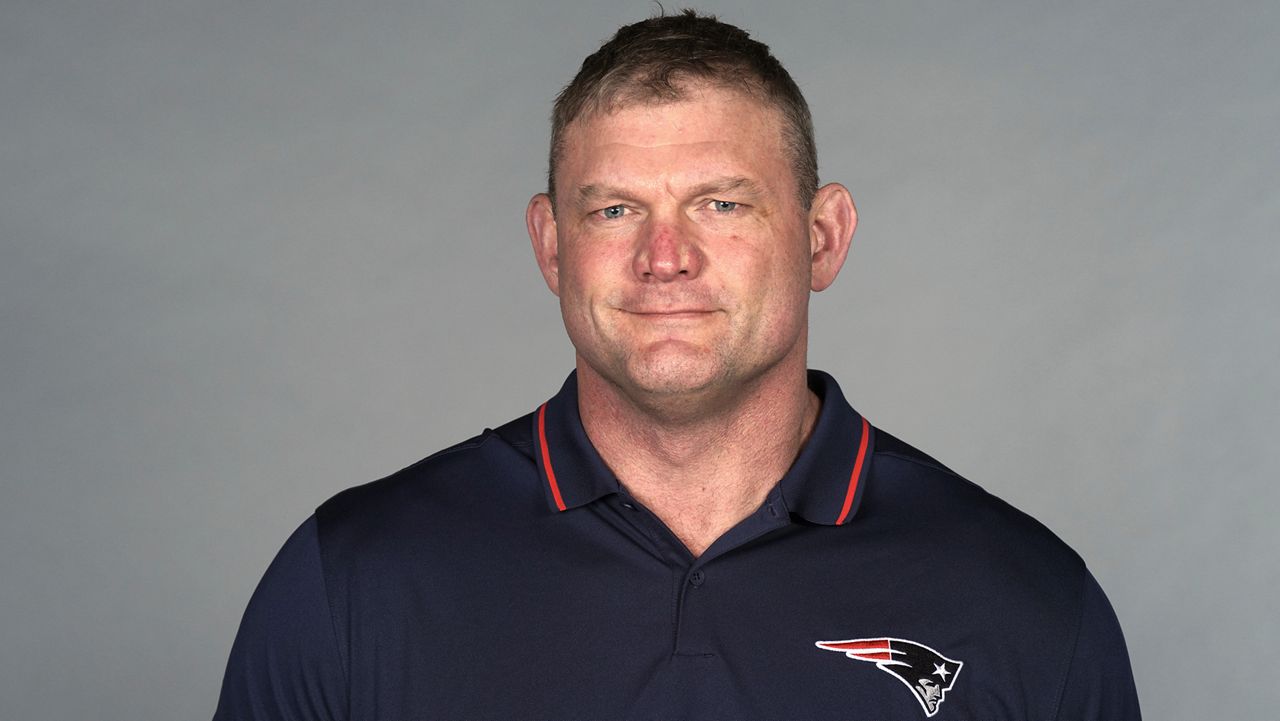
215 11 1141 720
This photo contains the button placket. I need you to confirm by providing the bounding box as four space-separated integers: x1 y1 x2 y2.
673 564 716 656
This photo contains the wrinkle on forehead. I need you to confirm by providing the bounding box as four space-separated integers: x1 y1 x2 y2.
588 81 772 125
577 112 781 151
565 86 784 150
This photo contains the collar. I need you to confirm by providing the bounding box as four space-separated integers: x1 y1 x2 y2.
532 369 874 526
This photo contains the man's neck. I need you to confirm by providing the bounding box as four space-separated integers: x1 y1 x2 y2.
576 357 820 558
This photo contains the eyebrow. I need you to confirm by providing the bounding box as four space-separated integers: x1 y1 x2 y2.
688 175 766 199
573 175 767 207
573 184 634 207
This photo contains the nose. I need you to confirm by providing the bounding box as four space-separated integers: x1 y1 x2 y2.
632 219 704 282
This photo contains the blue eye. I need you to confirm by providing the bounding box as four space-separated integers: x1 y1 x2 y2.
711 200 738 212
600 205 626 219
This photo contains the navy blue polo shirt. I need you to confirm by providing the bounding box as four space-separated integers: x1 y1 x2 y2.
214 370 1140 720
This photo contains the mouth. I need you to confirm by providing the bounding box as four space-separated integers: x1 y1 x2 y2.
623 309 718 320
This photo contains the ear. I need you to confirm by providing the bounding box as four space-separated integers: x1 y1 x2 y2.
526 193 561 296
807 182 857 292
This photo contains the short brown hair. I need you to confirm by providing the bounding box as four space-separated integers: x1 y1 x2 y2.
548 9 818 209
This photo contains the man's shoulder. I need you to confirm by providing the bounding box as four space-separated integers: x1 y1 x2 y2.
871 426 959 477
866 426 1086 583
314 411 540 541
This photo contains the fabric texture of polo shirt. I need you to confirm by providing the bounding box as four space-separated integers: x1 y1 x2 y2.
214 370 1141 720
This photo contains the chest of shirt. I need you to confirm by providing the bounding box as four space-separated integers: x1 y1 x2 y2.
322 497 1074 721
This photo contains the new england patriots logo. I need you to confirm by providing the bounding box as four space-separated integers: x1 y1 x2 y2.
816 637 963 717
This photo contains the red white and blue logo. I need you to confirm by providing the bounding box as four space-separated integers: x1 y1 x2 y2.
816 637 963 717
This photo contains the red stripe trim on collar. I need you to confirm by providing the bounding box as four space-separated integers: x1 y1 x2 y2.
537 403 567 512
835 416 871 525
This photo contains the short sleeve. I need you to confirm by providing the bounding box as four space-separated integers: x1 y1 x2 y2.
213 516 347 720
1053 569 1142 720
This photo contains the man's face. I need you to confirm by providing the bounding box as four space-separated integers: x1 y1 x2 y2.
529 85 852 402
916 678 942 711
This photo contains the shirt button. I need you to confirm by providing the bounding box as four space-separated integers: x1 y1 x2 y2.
621 502 636 511
688 570 706 587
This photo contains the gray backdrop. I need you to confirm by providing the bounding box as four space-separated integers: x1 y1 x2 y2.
2 1 1276 719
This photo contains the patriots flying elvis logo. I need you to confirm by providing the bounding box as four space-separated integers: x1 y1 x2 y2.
816 637 963 717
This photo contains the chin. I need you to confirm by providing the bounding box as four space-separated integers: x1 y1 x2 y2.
621 346 729 397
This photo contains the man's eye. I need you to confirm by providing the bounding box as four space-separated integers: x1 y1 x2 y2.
599 205 627 219
710 200 738 212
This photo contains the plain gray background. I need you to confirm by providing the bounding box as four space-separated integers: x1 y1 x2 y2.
2 1 1276 719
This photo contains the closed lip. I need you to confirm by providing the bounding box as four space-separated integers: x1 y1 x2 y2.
623 309 717 317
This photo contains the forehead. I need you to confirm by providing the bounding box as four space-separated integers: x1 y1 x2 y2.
576 84 780 137
557 86 791 194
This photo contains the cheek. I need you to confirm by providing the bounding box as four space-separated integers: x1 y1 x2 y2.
731 245 809 303
556 247 600 300
738 250 812 335
556 247 620 329
560 237 625 284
